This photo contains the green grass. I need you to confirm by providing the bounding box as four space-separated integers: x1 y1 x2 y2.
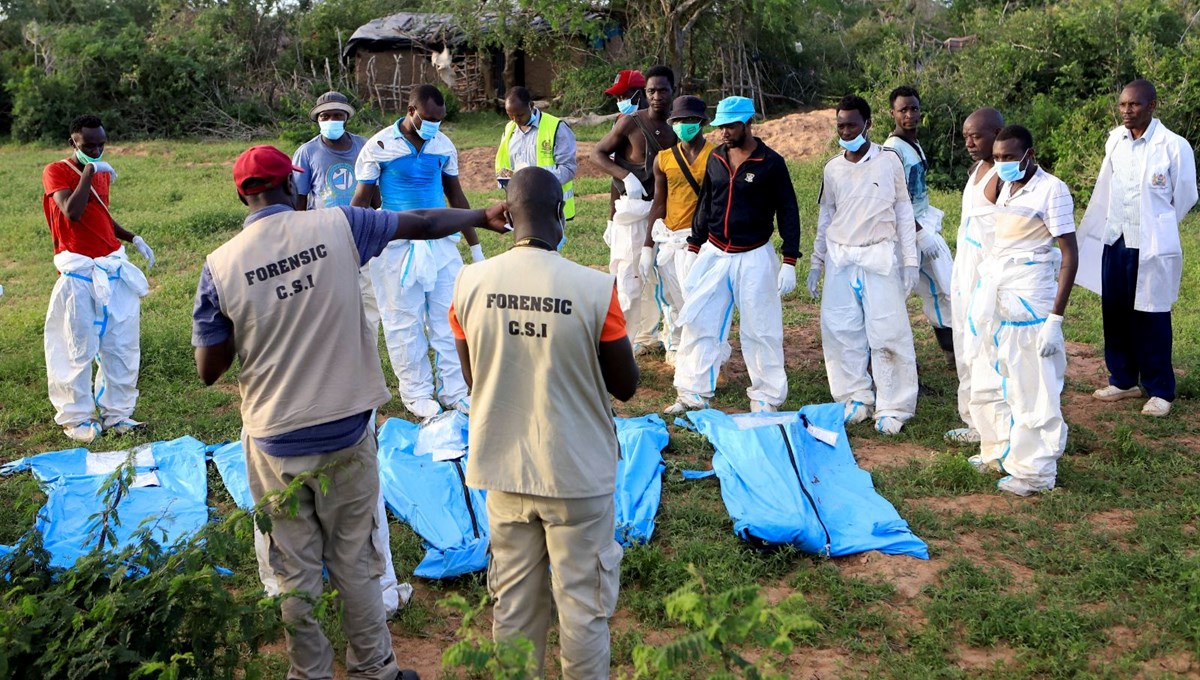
2 116 1200 677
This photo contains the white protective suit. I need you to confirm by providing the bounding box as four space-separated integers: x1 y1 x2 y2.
45 247 148 428
255 486 410 614
650 218 692 353
370 238 469 414
951 165 1000 430
914 207 955 331
965 249 1067 491
965 170 1074 492
673 242 786 408
1076 120 1198 312
606 198 663 348
813 144 919 422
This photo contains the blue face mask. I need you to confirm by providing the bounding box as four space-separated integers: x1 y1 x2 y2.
414 114 440 141
838 133 867 152
617 96 639 116
319 120 345 141
995 150 1030 182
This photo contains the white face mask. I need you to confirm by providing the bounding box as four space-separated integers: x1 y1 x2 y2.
318 120 345 140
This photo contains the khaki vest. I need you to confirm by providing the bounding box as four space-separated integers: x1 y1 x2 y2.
206 208 391 438
454 247 618 498
495 112 576 219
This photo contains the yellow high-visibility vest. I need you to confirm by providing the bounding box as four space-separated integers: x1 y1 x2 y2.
495 111 575 220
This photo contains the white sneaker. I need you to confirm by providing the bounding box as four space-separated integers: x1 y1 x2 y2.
967 454 999 473
750 400 778 413
407 399 443 420
997 475 1046 497
1093 385 1142 402
843 401 873 424
447 397 471 415
875 416 903 435
664 396 707 415
1141 397 1172 417
944 428 981 445
107 418 146 436
64 420 102 443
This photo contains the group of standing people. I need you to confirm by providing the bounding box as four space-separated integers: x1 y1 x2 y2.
36 70 1195 679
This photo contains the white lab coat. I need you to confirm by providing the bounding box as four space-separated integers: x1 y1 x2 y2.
1077 120 1198 312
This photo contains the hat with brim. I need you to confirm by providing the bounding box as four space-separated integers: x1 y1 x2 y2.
234 145 305 195
667 95 709 123
710 96 756 127
308 91 356 122
604 70 647 96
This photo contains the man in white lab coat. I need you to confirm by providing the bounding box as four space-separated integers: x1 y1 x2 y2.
1076 79 1198 418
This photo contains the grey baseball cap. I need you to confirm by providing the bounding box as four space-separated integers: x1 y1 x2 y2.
308 91 356 122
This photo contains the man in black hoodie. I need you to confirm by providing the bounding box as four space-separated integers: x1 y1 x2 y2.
665 96 801 414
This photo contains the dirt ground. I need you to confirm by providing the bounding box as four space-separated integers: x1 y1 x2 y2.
454 109 839 192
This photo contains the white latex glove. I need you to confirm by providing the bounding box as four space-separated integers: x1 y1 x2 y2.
639 246 655 281
132 235 155 269
777 263 797 296
1037 313 1064 357
90 161 117 179
622 172 645 200
902 265 919 294
916 228 943 263
469 243 486 263
807 268 822 300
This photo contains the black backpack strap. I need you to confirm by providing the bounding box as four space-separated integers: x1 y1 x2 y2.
671 145 702 196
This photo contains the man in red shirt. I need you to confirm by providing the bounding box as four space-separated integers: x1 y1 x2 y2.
43 114 156 443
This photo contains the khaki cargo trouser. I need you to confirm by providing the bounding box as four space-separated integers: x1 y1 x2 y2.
486 491 623 679
246 427 399 680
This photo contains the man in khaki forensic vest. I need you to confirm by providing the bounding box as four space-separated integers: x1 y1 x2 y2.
192 145 508 680
449 167 639 679
495 86 577 220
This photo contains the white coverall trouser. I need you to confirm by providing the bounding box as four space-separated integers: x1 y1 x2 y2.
45 248 148 428
913 207 954 331
650 221 692 353
673 242 787 408
607 198 663 347
370 237 468 413
966 250 1067 492
951 214 991 430
820 242 918 421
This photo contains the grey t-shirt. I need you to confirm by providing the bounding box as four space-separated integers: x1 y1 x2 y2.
292 133 366 208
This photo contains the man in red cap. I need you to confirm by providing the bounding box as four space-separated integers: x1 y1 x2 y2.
591 65 678 357
605 69 647 117
192 145 508 680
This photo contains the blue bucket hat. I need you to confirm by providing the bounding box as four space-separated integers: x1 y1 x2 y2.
710 96 756 127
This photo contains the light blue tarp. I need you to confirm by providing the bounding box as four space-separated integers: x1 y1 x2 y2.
376 415 490 579
208 412 670 580
685 406 929 559
0 437 210 569
614 414 669 545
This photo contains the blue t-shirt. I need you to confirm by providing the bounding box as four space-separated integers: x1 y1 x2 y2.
354 121 459 211
292 134 366 209
191 204 398 456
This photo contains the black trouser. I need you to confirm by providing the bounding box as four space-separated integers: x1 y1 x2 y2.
1101 236 1175 401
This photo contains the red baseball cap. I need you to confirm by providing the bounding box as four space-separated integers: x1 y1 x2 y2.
604 70 647 96
233 145 304 195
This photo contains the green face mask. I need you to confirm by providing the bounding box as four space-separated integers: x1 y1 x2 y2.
74 148 103 165
672 122 702 142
